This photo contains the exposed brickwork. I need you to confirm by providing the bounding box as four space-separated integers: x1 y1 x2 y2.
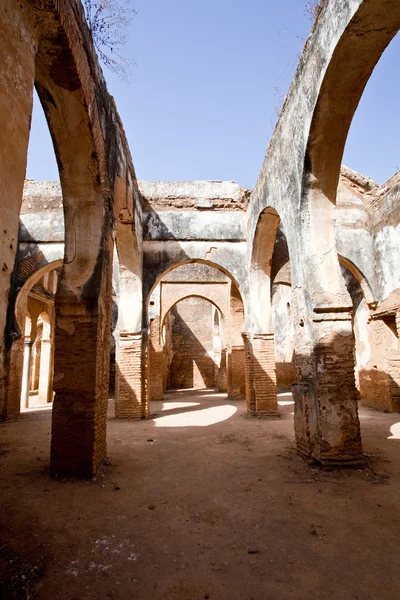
311 314 362 465
169 298 216 389
115 333 144 419
140 181 250 212
2 338 24 419
241 333 277 415
227 283 245 399
51 304 110 477
160 282 229 328
242 333 256 414
227 347 246 400
252 334 278 415
148 317 168 402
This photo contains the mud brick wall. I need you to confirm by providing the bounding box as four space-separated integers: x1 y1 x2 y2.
2 338 24 419
115 334 143 419
312 316 362 463
252 334 278 414
230 283 244 346
242 333 256 413
228 346 246 400
148 317 168 401
169 298 216 389
358 318 398 412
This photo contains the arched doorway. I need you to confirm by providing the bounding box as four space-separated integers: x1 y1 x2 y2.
145 261 246 415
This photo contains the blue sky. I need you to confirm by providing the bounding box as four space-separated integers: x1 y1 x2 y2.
27 0 399 188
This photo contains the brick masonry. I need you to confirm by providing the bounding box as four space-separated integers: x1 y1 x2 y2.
311 314 362 465
2 337 24 419
242 333 278 415
169 298 216 389
51 303 110 477
252 334 278 415
242 333 256 414
227 347 246 400
115 333 144 419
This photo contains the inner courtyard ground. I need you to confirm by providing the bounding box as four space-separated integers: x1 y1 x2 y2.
1 390 400 600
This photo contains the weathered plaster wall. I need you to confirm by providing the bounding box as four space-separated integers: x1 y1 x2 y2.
370 172 400 301
271 284 296 390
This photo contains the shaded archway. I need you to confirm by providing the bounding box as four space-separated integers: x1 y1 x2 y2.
245 207 282 416
166 296 223 392
270 250 377 395
0 2 123 478
146 261 246 411
3 260 61 419
145 258 246 324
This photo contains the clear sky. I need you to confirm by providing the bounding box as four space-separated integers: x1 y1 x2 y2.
26 0 400 188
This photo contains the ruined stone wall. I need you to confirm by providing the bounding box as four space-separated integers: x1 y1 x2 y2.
370 171 400 302
169 298 216 390
160 282 229 330
141 181 249 315
336 167 377 297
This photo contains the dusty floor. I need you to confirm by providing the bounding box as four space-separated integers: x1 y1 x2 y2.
1 389 400 600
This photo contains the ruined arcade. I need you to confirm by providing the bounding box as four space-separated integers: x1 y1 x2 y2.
1 1 400 598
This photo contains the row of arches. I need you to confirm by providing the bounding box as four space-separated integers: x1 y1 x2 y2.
1 0 400 477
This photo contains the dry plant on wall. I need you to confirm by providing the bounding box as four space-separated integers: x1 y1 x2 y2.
83 0 136 80
304 0 322 21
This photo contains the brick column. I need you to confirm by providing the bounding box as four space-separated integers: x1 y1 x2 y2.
293 311 362 465
2 337 25 419
252 334 278 415
227 346 245 400
218 348 228 392
242 333 256 414
51 296 111 478
242 333 278 415
148 345 165 401
115 332 145 419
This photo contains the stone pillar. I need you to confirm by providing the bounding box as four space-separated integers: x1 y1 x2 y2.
38 340 52 403
115 332 146 419
21 341 33 410
242 333 278 415
293 310 362 465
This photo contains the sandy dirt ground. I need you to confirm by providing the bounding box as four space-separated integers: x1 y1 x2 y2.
1 389 400 600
